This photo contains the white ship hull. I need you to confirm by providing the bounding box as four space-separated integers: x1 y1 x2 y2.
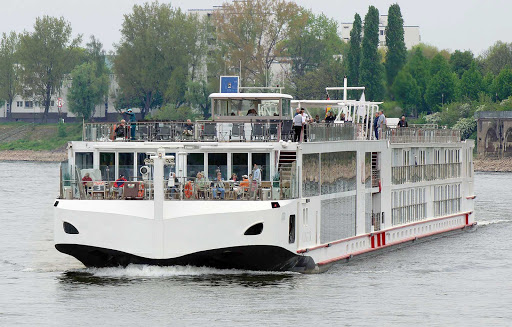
55 199 475 273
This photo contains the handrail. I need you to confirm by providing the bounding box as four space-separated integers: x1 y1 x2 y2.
391 163 462 185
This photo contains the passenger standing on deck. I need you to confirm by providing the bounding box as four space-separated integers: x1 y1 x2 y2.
293 109 303 142
377 110 386 139
301 108 309 142
123 109 137 140
373 112 380 139
251 164 262 200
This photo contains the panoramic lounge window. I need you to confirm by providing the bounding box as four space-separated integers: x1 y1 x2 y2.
100 152 115 181
208 153 227 179
75 152 93 170
252 153 270 181
187 153 204 179
232 153 248 179
119 153 134 180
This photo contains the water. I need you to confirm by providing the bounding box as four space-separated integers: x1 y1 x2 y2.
0 162 511 326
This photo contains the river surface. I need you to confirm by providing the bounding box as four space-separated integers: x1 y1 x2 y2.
0 161 511 326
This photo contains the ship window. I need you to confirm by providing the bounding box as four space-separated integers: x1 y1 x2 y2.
232 153 248 178
100 152 115 181
75 152 93 170
214 99 281 117
252 153 270 180
119 153 134 180
289 215 296 243
187 153 204 178
208 153 227 179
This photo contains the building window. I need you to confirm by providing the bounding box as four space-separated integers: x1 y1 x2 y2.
16 101 23 107
380 30 384 35
51 100 55 106
24 101 33 108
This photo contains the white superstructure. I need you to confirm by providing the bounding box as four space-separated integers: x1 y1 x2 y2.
54 86 475 273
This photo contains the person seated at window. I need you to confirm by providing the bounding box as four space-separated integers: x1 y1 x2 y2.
240 174 250 192
113 174 127 198
247 108 257 116
195 172 209 199
82 173 93 195
183 119 194 136
340 112 346 121
115 120 127 138
212 172 225 199
314 114 320 123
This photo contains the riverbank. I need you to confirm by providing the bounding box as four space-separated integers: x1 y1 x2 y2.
0 150 67 162
474 157 512 172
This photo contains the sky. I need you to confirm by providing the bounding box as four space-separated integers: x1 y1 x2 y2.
1 0 509 56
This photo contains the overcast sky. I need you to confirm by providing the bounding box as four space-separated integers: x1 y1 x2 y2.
1 0 508 56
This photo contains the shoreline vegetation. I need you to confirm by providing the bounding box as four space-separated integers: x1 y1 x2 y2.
0 149 511 172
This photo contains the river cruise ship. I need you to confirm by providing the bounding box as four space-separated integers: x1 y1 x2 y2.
54 86 476 273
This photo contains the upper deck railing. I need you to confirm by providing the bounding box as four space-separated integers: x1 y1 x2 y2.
382 127 460 143
82 121 358 143
82 121 462 144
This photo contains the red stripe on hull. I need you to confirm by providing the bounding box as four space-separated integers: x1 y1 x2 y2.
317 223 475 266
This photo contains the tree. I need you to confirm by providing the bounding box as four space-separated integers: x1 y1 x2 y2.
430 53 450 76
18 16 81 122
391 69 421 116
67 62 109 121
0 32 20 119
425 67 458 111
404 48 430 111
480 41 512 75
385 4 407 89
459 62 483 101
359 6 384 101
347 13 362 86
114 2 203 118
492 67 512 101
285 9 343 98
450 50 474 78
185 80 212 118
213 0 300 87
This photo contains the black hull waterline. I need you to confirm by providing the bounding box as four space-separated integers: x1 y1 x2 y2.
55 244 316 273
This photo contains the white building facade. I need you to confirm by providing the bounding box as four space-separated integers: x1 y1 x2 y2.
341 15 420 50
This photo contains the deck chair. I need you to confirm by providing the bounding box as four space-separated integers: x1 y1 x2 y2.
202 123 217 141
230 123 245 141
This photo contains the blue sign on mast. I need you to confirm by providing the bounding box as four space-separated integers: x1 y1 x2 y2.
220 76 239 93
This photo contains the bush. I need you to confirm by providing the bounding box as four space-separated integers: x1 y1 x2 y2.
57 121 67 137
453 117 476 140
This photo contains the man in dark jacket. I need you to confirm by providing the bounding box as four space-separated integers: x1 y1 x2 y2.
398 115 409 128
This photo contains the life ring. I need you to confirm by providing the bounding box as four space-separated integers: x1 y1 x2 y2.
378 180 382 193
184 181 193 198
137 183 145 198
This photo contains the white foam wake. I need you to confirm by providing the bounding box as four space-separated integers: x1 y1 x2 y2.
477 219 511 226
82 264 296 278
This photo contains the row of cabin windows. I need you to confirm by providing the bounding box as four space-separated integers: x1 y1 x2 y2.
75 152 271 181
396 148 461 166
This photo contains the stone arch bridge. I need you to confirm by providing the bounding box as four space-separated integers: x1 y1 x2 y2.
476 111 512 157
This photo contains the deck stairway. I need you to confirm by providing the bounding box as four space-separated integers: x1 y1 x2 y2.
278 151 296 198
